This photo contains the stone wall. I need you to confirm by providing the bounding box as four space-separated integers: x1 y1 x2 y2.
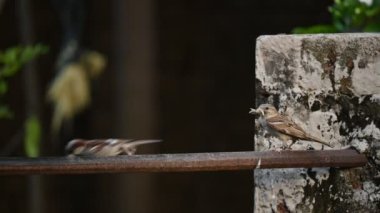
254 34 380 212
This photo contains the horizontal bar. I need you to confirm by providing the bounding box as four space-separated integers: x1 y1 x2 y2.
0 149 367 175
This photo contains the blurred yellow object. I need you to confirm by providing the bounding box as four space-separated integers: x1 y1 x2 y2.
80 51 106 78
48 51 106 133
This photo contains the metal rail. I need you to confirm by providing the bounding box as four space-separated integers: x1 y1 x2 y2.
0 149 367 175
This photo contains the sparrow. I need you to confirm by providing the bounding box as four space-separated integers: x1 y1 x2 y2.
65 139 162 157
250 104 333 148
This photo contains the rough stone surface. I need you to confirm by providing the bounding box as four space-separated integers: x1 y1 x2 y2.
254 34 380 213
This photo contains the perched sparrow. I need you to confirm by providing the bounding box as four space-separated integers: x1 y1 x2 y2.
66 139 162 157
250 104 333 148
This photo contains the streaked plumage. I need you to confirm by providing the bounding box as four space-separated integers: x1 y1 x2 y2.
250 104 333 148
66 139 162 157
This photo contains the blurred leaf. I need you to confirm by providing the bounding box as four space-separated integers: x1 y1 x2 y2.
3 47 19 64
292 25 337 34
0 105 13 119
0 47 22 77
365 7 380 17
0 81 7 95
36 44 49 53
293 0 380 34
333 21 346 32
0 43 49 129
20 46 36 63
20 44 49 64
24 115 41 157
363 23 380 31
1 63 21 77
0 44 49 77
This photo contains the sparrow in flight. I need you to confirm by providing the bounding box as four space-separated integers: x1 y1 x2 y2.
66 139 162 157
250 104 333 148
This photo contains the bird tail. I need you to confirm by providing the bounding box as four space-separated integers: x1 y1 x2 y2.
122 139 162 147
121 139 162 155
305 135 334 148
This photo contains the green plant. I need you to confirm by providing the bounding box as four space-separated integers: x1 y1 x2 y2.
292 0 380 33
24 115 42 157
0 44 48 118
0 44 48 157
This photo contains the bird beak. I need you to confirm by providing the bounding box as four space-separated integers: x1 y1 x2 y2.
249 108 256 114
249 108 264 116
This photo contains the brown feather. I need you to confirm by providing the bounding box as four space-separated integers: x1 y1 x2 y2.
266 115 307 138
266 115 333 147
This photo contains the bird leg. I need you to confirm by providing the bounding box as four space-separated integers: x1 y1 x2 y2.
281 139 297 150
287 139 297 149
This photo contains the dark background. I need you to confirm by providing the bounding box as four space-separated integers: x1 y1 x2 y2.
0 0 330 212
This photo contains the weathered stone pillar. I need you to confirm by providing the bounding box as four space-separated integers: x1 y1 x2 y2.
254 34 380 212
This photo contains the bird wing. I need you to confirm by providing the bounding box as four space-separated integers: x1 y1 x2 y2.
66 139 124 156
266 115 333 147
266 115 308 139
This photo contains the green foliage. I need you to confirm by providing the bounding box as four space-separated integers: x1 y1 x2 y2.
24 115 41 157
292 0 380 33
292 25 338 34
0 105 12 119
0 80 7 95
0 44 48 157
0 44 48 119
0 44 48 78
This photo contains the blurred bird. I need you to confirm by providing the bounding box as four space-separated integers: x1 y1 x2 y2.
49 0 107 135
66 139 162 157
47 51 106 133
250 104 333 148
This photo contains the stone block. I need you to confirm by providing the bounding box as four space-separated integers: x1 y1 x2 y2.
254 34 380 212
